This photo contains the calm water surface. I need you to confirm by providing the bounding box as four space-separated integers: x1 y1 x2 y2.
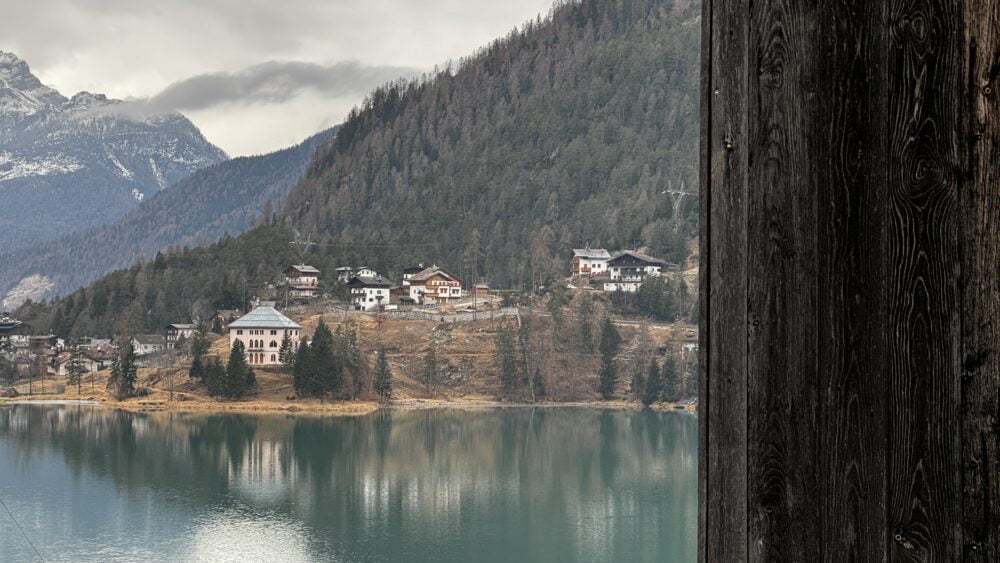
0 405 696 562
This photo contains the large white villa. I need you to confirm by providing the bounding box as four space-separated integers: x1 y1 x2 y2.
228 306 301 366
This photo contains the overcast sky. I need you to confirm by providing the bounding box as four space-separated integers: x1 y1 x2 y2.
4 0 554 156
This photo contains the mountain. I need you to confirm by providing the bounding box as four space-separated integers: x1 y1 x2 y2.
0 51 227 252
0 128 334 308
15 0 701 338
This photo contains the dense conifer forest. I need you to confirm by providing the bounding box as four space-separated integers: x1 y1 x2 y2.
14 0 701 338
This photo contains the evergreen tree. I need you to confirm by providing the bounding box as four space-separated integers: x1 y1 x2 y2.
661 355 679 403
204 357 226 397
189 329 209 380
278 332 293 369
107 340 138 401
642 358 662 407
597 317 622 400
66 339 86 393
344 322 364 398
0 356 17 387
494 321 519 398
531 368 546 400
420 344 438 395
373 347 392 403
223 340 255 399
310 319 341 398
292 340 313 397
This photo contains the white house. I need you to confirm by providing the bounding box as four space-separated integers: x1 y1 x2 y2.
401 265 425 287
407 266 462 304
354 266 379 278
285 264 320 298
602 251 668 292
165 323 196 349
347 276 392 311
571 248 612 277
335 266 354 282
228 307 301 366
131 334 166 356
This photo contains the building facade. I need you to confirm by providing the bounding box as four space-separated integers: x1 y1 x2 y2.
407 267 462 304
165 324 196 349
285 264 320 298
347 276 392 311
603 251 668 293
131 334 166 356
228 307 301 366
571 248 612 276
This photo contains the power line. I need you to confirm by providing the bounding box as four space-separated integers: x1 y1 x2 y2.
289 241 437 248
0 493 45 561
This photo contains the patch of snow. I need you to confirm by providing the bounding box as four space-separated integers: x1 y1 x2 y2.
0 152 84 182
108 154 134 179
131 188 144 202
2 274 55 309
148 157 166 189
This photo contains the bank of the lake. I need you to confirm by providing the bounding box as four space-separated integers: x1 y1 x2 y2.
0 403 697 562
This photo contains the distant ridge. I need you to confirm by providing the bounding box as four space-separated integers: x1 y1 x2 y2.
0 50 227 251
0 128 334 307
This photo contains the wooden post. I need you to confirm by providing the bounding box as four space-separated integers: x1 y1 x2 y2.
699 1 1000 560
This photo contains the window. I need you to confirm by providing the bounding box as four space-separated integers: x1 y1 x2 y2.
271 354 276 362
271 330 277 335
237 330 243 335
270 340 277 348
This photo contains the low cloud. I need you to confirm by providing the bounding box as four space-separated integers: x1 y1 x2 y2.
103 60 420 117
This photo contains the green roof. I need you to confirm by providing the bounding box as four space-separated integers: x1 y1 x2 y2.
228 307 301 329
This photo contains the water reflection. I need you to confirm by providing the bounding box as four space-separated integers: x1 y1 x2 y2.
0 405 697 562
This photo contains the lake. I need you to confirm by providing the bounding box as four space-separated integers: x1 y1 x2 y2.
0 404 697 562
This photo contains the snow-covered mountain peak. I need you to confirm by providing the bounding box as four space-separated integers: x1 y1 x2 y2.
0 50 67 112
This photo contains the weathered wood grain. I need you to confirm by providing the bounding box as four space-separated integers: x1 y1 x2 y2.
697 0 712 559
701 0 749 560
884 0 964 559
816 1 889 560
745 1 821 560
961 1 1000 560
701 0 998 559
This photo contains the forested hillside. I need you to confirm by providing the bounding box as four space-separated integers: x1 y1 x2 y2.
15 0 701 338
286 0 700 288
0 128 334 304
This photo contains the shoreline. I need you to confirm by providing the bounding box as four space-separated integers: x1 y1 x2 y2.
4 394 696 415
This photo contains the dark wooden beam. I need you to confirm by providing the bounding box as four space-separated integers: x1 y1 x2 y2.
699 0 999 559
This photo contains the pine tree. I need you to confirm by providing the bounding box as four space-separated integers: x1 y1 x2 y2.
204 357 226 397
531 368 546 400
373 347 392 404
224 340 255 399
642 358 662 407
661 355 679 403
597 317 621 400
344 322 364 398
278 332 293 369
292 340 312 397
310 319 341 399
189 329 209 380
494 321 519 398
420 344 438 395
66 339 86 393
107 340 137 401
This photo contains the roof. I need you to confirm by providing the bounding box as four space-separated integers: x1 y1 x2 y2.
408 266 460 284
228 307 302 330
166 323 196 330
572 248 612 259
608 251 668 266
132 334 166 346
286 264 320 274
334 266 353 271
346 275 392 288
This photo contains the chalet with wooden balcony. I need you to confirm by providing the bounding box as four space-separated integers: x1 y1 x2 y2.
407 267 462 305
285 264 320 298
603 251 668 292
571 248 612 277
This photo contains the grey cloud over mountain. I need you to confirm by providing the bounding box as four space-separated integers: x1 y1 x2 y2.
108 60 419 116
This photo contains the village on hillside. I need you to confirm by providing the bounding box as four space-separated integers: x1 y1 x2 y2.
1 248 698 410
